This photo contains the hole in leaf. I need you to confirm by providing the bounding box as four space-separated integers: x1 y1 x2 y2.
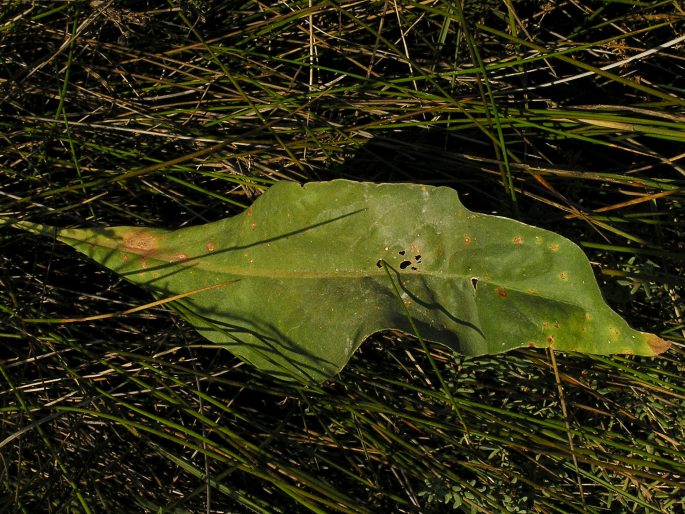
411 266 417 271
399 250 406 255
415 255 421 262
376 259 383 269
399 260 411 270
470 277 478 290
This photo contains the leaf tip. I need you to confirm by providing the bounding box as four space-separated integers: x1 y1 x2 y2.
643 333 671 355
13 221 59 239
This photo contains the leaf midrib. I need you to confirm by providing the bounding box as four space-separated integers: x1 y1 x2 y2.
61 233 588 310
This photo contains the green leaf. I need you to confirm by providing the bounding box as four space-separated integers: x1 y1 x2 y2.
14 181 670 383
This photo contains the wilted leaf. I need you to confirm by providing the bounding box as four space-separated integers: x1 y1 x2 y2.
15 181 670 382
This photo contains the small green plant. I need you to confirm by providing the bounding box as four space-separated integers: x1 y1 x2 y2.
419 476 531 512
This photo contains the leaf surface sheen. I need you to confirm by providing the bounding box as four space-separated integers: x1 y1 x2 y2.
29 181 670 382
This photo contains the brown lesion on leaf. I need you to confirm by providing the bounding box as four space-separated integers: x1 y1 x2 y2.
527 341 537 348
559 271 568 281
609 326 620 338
512 236 523 245
548 243 560 252
644 333 671 355
546 335 555 345
206 241 216 252
495 287 508 298
122 230 158 253
170 253 189 262
463 234 473 246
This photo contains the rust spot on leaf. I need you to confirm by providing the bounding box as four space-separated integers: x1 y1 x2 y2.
554 322 560 329
513 236 523 245
463 234 472 246
609 326 620 338
170 253 188 262
547 335 555 345
548 243 560 252
250 223 257 230
645 334 671 355
496 287 508 298
246 207 253 218
122 230 158 253
206 241 216 252
559 272 568 281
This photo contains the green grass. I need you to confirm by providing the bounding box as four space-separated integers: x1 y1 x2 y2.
1 1 683 512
